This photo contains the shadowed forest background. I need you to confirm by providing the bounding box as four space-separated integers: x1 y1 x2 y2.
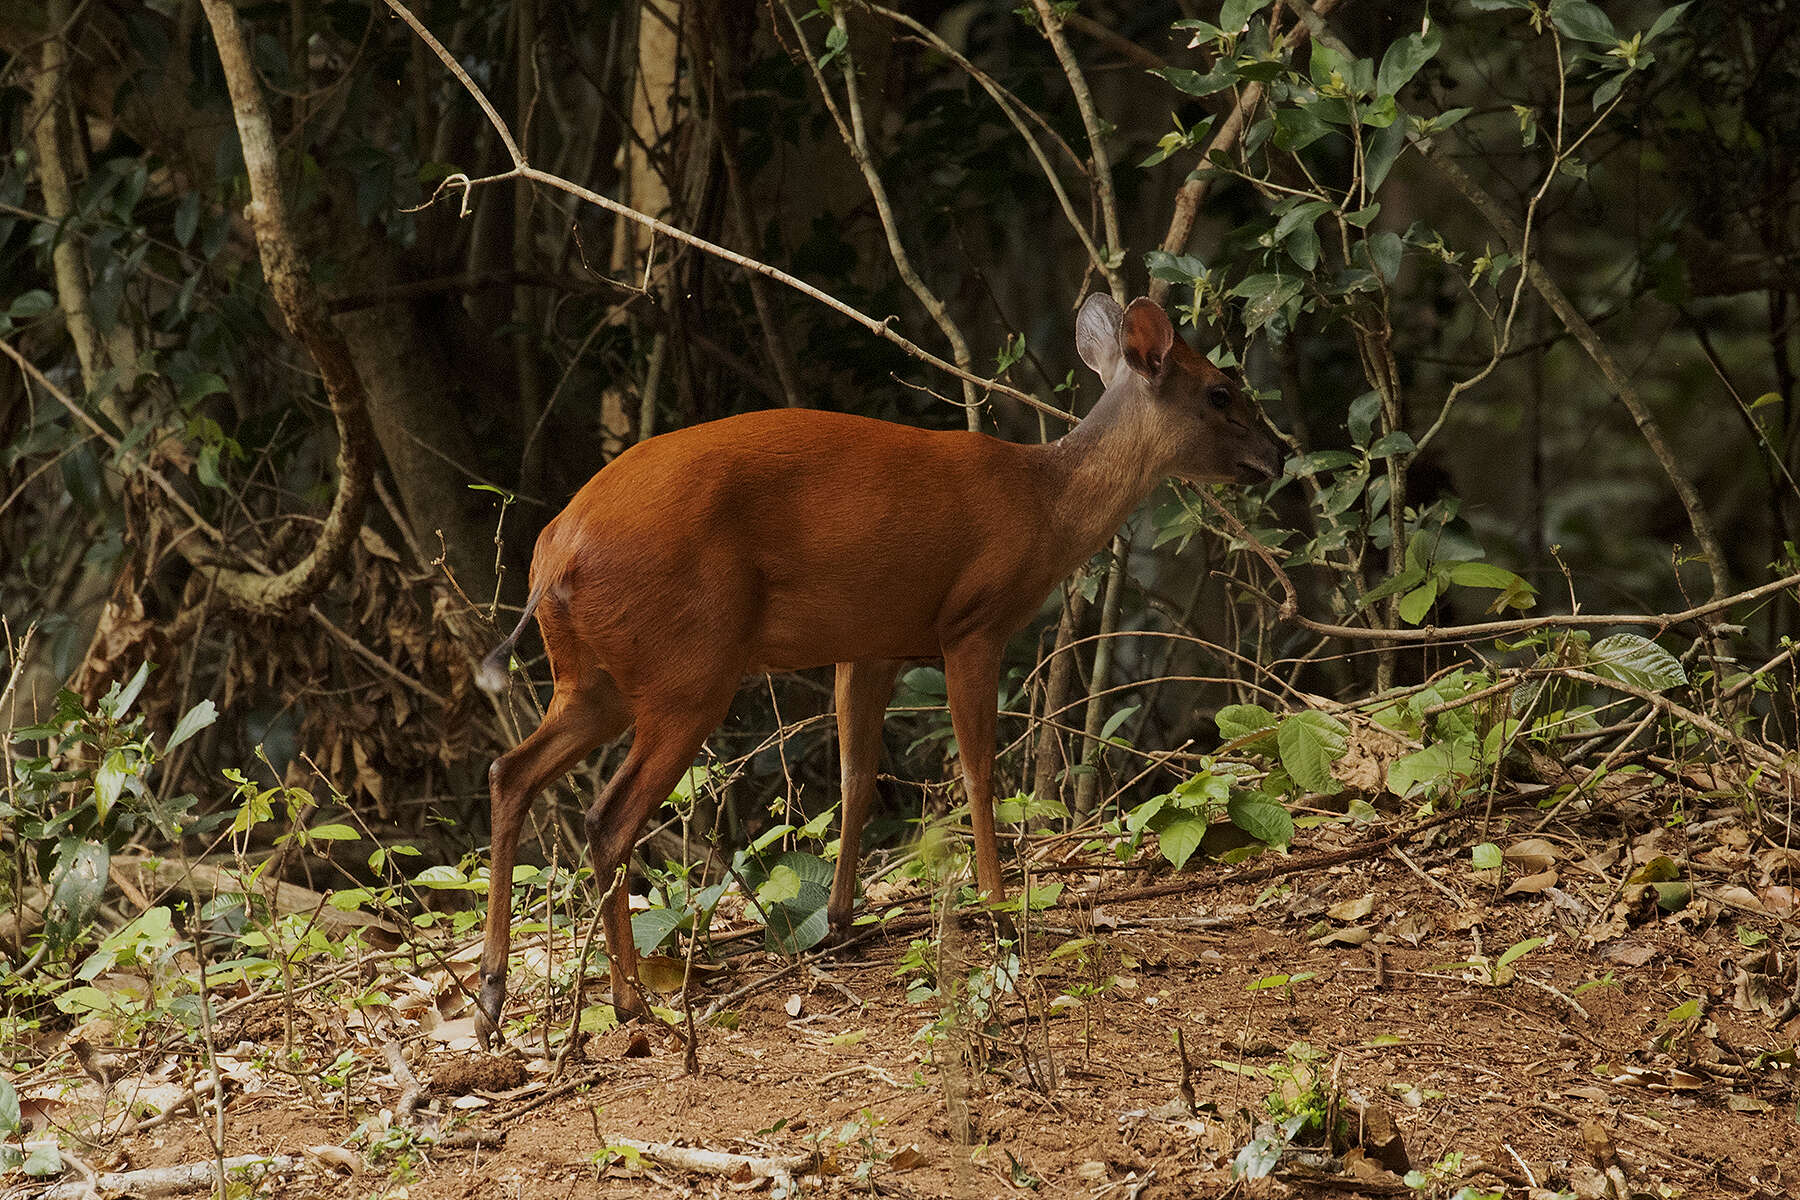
1 2 1799 1192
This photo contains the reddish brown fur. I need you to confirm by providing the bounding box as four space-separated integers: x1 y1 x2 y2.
473 295 1279 1045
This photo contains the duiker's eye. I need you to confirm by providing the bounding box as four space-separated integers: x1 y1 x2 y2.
1206 383 1234 411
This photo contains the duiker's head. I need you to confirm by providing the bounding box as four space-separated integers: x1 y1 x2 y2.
1076 294 1281 485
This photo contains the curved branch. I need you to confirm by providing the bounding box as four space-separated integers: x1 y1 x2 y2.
197 0 375 616
381 0 1072 426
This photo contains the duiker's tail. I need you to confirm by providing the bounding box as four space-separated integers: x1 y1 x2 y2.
476 578 549 694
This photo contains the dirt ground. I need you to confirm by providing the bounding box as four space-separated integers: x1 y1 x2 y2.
11 802 1800 1200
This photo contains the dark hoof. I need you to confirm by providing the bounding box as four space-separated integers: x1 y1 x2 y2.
475 974 506 1049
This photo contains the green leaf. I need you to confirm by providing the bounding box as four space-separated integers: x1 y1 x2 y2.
632 906 685 957
1274 104 1332 152
1397 577 1443 624
1471 842 1503 870
1219 0 1273 31
1496 936 1545 970
818 23 848 69
1232 274 1304 334
1368 430 1415 458
1285 226 1321 271
174 193 200 247
1343 203 1381 228
1552 0 1618 43
1356 565 1426 611
1274 199 1333 244
165 698 218 753
305 823 360 842
1216 703 1276 740
50 841 109 942
1158 816 1208 870
764 892 830 955
1367 230 1404 282
1155 64 1237 98
0 1077 19 1135
1276 711 1347 795
94 749 130 820
1444 561 1533 597
110 660 152 719
1750 392 1782 410
1586 633 1687 692
1386 743 1454 798
8 289 54 319
1376 26 1442 98
1364 119 1408 194
1099 704 1140 742
1644 2 1692 44
1227 792 1294 848
178 372 228 408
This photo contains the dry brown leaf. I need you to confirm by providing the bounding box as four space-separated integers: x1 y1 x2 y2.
1327 894 1376 922
1504 838 1560 874
1505 868 1560 896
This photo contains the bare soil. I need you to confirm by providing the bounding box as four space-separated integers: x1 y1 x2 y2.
12 803 1799 1200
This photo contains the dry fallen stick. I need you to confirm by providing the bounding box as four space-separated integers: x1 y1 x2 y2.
601 1135 818 1180
36 1155 306 1200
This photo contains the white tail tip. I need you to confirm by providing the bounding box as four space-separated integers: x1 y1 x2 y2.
475 658 510 695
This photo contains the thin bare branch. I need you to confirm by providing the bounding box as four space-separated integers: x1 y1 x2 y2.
381 0 1071 425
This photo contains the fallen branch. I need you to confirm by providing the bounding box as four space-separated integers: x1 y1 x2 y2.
601 1135 818 1180
36 1155 305 1200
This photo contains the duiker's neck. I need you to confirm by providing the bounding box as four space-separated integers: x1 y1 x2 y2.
1039 377 1169 565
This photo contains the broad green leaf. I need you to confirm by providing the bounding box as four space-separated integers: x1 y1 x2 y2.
774 850 834 888
1645 2 1692 44
1376 26 1442 98
1586 633 1686 692
1367 230 1404 282
50 841 109 942
1276 711 1347 795
1227 792 1295 848
8 289 54 319
1552 0 1618 43
174 193 200 246
94 750 130 820
1397 577 1443 624
1386 743 1452 798
631 907 685 957
165 698 219 753
1216 703 1277 739
1158 816 1208 870
1368 431 1415 458
304 823 359 842
1471 842 1503 870
1356 565 1426 611
0 1077 19 1135
759 864 802 906
1445 561 1530 593
1155 64 1236 98
178 372 228 408
1364 109 1409 193
1274 104 1332 152
1344 203 1381 228
1219 0 1273 32
1274 199 1333 243
764 892 830 955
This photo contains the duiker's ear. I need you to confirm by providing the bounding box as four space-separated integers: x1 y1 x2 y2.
1121 298 1175 379
1075 293 1125 383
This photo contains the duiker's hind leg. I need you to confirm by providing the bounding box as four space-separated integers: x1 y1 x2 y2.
580 687 735 1020
478 635 629 1048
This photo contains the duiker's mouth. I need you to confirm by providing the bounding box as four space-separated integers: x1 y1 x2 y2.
1236 449 1281 483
